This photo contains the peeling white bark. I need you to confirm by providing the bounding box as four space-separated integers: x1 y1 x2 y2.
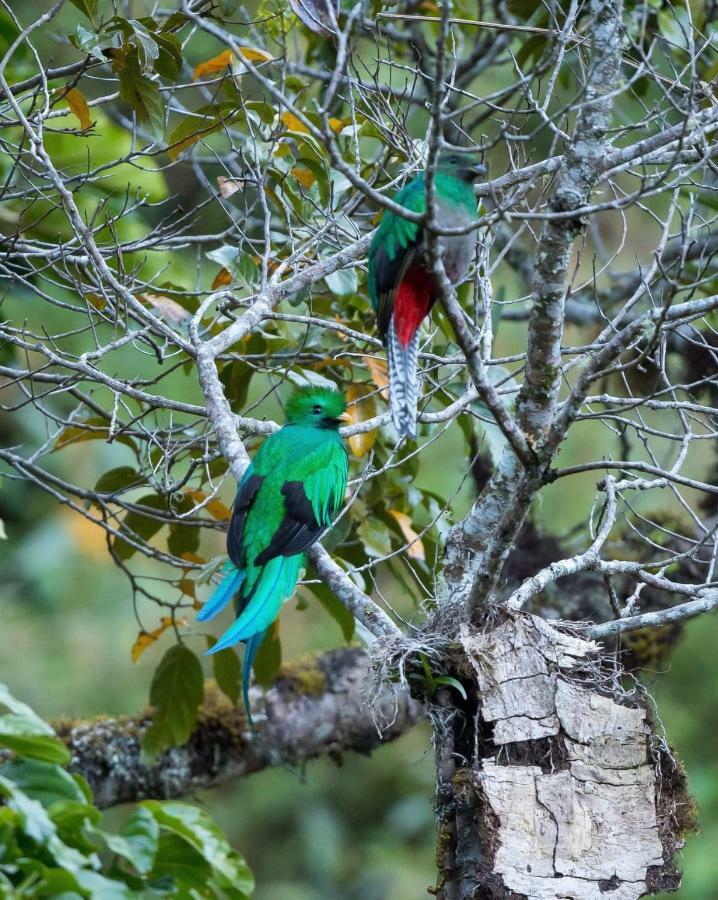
458 615 672 899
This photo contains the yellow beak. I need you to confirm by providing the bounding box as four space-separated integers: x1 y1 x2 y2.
339 410 353 423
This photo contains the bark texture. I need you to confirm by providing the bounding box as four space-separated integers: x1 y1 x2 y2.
55 648 421 808
433 613 692 899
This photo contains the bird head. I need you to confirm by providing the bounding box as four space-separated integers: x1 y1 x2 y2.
285 386 350 429
437 150 487 184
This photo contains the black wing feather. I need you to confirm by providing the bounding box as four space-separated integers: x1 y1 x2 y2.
254 480 323 565
226 473 263 569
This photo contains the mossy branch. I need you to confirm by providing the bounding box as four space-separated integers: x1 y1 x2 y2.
55 648 422 809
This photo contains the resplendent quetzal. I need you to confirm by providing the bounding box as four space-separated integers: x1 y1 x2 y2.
198 386 350 729
368 150 486 438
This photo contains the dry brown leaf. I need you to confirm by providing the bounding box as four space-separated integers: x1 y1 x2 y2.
140 293 190 325
364 356 389 400
194 49 233 80
184 488 232 521
292 166 315 189
178 578 196 600
85 292 106 311
389 509 425 561
180 551 206 566
65 87 91 130
212 268 233 289
217 176 245 198
346 384 377 458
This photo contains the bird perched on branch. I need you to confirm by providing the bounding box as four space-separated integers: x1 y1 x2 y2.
368 150 486 438
198 386 350 731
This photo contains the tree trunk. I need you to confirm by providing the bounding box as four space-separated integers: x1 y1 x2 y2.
432 613 693 899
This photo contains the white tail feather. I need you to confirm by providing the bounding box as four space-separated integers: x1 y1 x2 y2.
387 321 420 439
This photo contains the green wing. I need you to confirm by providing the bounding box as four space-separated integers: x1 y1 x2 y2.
368 175 426 335
254 439 348 565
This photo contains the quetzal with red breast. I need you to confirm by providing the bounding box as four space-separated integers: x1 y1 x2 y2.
368 151 486 438
198 386 350 731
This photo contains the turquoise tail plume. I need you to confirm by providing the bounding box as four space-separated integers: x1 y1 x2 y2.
203 555 303 731
240 631 265 735
196 563 244 622
206 555 301 654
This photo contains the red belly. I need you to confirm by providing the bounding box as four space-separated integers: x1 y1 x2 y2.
395 266 434 348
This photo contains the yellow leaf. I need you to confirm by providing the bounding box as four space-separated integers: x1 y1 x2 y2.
292 166 315 189
64 87 91 130
184 489 232 521
131 616 186 663
211 268 233 289
194 49 233 80
372 210 383 226
328 117 346 134
280 111 310 134
346 384 377 458
239 46 273 63
363 356 389 400
389 510 425 561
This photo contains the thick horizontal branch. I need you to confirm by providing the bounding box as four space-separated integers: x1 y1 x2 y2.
57 648 421 809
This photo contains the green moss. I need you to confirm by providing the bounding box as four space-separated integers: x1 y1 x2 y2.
277 653 326 696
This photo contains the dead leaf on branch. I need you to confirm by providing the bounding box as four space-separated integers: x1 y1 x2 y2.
131 616 187 662
217 176 245 198
388 509 425 561
345 385 377 458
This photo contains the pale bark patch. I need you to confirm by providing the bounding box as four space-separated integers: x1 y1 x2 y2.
459 614 672 899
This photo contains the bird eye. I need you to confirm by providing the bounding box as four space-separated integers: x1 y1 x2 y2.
449 155 459 164
312 404 322 414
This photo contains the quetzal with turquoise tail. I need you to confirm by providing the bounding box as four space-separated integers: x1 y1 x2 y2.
368 150 486 438
198 386 350 731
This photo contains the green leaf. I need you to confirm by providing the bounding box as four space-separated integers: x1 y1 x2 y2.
154 32 182 80
149 831 212 891
211 646 241 706
357 516 392 559
70 0 98 22
95 806 159 875
94 466 145 495
167 106 229 160
117 58 165 138
309 583 355 643
142 801 254 895
142 645 204 757
253 624 281 687
434 676 468 701
127 19 159 72
0 683 55 734
72 23 110 61
113 493 167 561
0 759 85 806
217 0 241 16
324 266 358 296
0 732 70 766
